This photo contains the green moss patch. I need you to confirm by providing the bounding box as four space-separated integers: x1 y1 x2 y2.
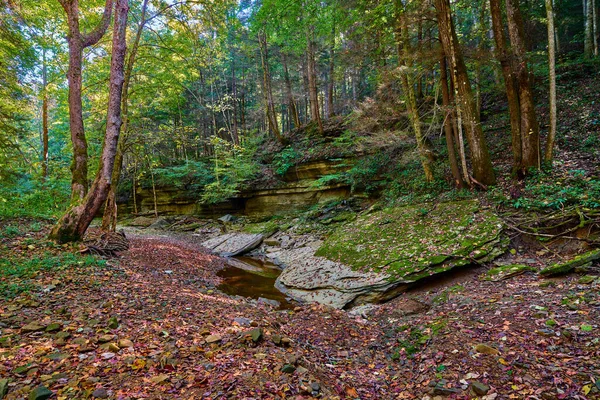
540 249 600 276
315 200 507 281
485 264 535 281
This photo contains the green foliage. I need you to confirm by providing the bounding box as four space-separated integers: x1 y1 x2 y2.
152 161 213 191
0 252 105 299
273 146 300 176
489 169 600 210
200 136 260 204
0 177 69 219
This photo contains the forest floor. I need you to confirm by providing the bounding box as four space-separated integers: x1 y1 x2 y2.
1 224 599 400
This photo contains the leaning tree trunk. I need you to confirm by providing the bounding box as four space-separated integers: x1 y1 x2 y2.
101 0 149 232
58 0 114 201
544 0 558 163
435 0 496 186
396 2 434 182
50 0 128 244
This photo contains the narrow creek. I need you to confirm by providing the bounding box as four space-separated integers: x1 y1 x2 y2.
217 256 295 309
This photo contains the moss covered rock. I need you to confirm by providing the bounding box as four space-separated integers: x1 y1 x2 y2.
276 200 507 308
540 249 600 276
485 264 535 281
316 200 506 280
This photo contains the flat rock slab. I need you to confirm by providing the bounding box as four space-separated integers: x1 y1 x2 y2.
273 247 407 309
275 200 507 309
202 233 263 257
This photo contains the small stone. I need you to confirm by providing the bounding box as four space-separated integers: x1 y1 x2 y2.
474 344 500 355
205 335 222 344
98 334 116 343
310 382 321 392
243 328 263 343
55 331 71 339
107 316 119 329
22 322 45 333
108 343 120 352
0 379 9 399
118 339 134 348
28 386 53 400
281 364 296 373
471 381 490 396
233 317 252 326
272 334 282 345
203 363 215 371
257 297 280 308
92 388 109 399
47 352 68 361
101 352 115 360
296 366 308 375
281 337 292 346
578 275 595 284
45 323 62 332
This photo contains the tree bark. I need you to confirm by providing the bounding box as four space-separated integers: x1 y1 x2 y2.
50 0 128 243
544 0 558 163
326 24 335 118
58 0 114 201
282 53 301 130
490 0 523 171
435 0 496 186
585 0 594 57
505 0 541 174
102 0 149 232
41 48 49 179
395 1 434 182
306 26 323 133
440 53 466 188
594 0 598 56
258 30 281 140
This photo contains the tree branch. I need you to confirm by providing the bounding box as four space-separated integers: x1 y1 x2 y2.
82 0 114 47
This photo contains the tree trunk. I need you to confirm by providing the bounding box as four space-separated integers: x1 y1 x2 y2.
490 0 523 172
102 0 149 232
326 24 335 118
282 53 301 129
505 0 541 174
594 0 598 56
435 0 496 186
306 26 323 133
544 0 558 163
258 30 281 140
58 0 114 201
585 0 594 57
440 54 466 188
396 1 433 182
41 48 49 179
50 0 128 243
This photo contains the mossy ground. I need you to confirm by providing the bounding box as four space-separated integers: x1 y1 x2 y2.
315 200 507 280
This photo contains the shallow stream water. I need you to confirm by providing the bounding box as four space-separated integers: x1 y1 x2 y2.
217 256 295 309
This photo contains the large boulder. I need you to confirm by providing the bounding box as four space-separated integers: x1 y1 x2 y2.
202 233 264 256
275 200 507 308
128 216 156 227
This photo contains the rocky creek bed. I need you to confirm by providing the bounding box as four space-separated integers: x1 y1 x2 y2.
1 220 599 399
